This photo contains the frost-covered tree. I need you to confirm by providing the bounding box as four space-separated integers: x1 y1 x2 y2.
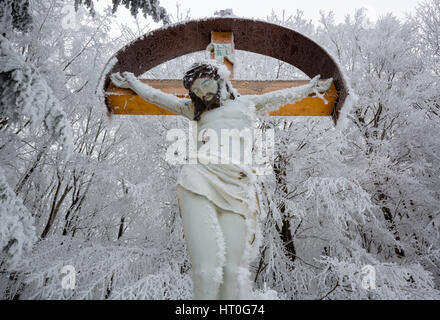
311 9 440 297
1 0 170 31
1 0 184 299
0 1 73 267
74 0 170 24
411 0 440 76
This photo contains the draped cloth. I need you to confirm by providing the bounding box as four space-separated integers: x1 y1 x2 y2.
178 153 263 219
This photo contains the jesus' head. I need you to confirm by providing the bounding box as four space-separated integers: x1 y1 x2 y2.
183 61 239 121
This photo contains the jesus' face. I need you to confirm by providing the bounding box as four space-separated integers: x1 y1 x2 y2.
190 77 219 106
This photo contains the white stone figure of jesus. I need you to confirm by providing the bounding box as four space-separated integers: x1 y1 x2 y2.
111 61 331 300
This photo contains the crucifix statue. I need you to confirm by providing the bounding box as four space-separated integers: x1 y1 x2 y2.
111 61 331 299
102 18 349 300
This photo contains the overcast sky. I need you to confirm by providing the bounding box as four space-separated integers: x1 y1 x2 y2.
158 0 418 23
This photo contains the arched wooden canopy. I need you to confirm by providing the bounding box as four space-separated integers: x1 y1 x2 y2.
102 17 348 124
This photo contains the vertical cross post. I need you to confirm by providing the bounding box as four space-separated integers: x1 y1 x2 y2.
209 32 235 79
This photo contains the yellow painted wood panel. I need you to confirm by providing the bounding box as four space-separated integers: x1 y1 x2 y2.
105 80 337 116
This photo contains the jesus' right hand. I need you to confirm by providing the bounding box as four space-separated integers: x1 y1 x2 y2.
110 72 135 89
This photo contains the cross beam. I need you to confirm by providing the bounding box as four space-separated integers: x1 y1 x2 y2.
106 79 337 116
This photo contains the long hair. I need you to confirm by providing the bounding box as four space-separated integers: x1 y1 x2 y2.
183 61 238 121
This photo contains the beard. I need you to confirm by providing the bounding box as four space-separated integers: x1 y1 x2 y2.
190 86 224 121
203 92 221 110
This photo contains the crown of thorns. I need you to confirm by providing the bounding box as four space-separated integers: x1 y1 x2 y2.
183 62 221 90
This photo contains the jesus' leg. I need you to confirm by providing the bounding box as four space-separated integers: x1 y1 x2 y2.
217 211 248 299
177 185 222 300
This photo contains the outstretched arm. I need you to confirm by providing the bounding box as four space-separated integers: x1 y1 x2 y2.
246 76 333 115
110 72 194 120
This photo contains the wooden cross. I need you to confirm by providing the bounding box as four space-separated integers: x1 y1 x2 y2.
105 31 338 117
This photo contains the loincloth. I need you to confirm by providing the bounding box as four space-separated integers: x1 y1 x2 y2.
176 154 263 221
